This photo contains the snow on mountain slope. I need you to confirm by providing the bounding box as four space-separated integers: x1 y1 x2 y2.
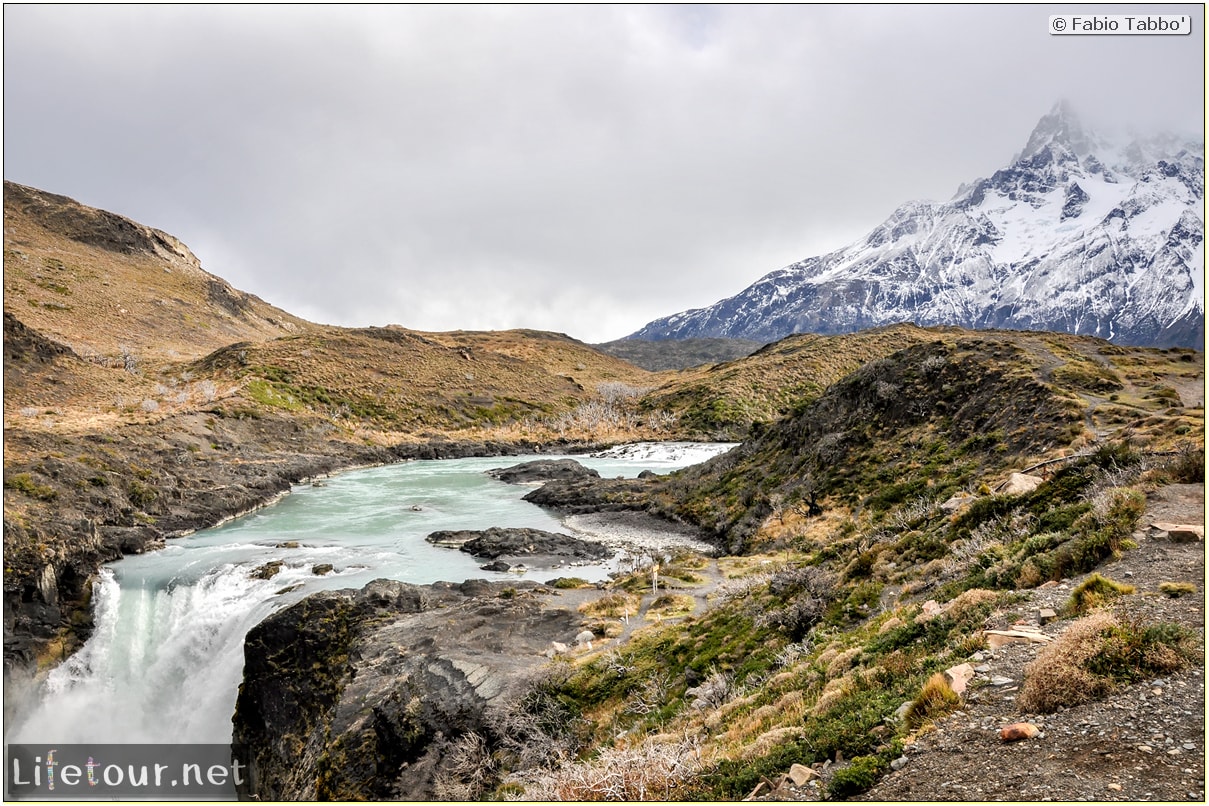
630 103 1205 348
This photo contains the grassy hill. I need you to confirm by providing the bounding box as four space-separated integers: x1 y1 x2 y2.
3 181 312 362
638 325 942 439
500 330 1204 800
594 337 763 371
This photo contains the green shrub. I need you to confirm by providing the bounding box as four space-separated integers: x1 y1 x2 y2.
951 494 1018 539
1068 488 1145 573
1091 441 1142 469
1086 621 1199 683
827 755 885 798
4 473 57 501
127 480 157 508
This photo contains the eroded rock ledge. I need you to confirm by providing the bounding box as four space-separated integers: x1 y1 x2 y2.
233 578 584 801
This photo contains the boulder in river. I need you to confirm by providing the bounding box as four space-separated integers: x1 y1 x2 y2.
486 459 600 484
425 526 613 563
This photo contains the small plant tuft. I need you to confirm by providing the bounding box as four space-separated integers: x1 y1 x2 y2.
1159 581 1197 598
1066 573 1135 615
904 672 961 730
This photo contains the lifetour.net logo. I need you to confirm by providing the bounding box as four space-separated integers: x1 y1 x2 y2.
5 744 248 800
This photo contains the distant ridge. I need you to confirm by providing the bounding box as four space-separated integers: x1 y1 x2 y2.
593 337 762 371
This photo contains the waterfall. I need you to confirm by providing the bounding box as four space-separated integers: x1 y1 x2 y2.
6 444 736 745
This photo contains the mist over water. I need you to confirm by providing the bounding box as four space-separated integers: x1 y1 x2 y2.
7 444 733 745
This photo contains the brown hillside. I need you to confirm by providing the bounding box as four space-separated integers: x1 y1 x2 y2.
191 325 655 437
3 183 656 439
3 181 312 364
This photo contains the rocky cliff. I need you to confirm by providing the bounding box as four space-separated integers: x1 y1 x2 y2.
233 578 585 800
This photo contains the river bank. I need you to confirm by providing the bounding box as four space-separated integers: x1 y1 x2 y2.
2 405 613 699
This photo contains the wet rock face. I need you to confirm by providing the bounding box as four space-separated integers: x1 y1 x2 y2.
486 458 601 484
233 578 582 801
425 526 613 562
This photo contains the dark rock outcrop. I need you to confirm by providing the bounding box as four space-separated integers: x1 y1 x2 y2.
426 526 613 562
233 578 583 800
486 458 600 484
521 474 653 514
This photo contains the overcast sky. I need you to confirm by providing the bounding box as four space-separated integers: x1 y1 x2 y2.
4 5 1204 343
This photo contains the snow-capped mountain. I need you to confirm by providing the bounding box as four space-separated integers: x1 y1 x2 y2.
630 102 1205 348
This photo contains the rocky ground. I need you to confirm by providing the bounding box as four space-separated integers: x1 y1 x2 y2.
758 483 1206 802
564 510 720 556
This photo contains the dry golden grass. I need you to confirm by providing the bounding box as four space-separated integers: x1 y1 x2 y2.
1017 611 1118 713
945 588 1001 620
811 674 855 717
578 592 641 620
643 593 696 621
825 647 862 679
904 672 962 730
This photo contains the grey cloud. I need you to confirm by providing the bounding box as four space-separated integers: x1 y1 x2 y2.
4 4 1203 341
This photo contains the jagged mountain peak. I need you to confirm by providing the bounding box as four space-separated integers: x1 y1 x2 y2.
629 104 1205 349
1020 99 1094 161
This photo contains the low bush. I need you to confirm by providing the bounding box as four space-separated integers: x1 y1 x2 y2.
1018 613 1198 714
827 754 885 799
4 473 57 501
549 577 591 589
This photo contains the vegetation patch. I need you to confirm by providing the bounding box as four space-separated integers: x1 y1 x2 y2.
644 594 696 621
1065 573 1135 615
1017 612 1200 713
1159 581 1197 598
577 592 641 620
4 472 57 501
903 672 962 730
548 577 591 590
